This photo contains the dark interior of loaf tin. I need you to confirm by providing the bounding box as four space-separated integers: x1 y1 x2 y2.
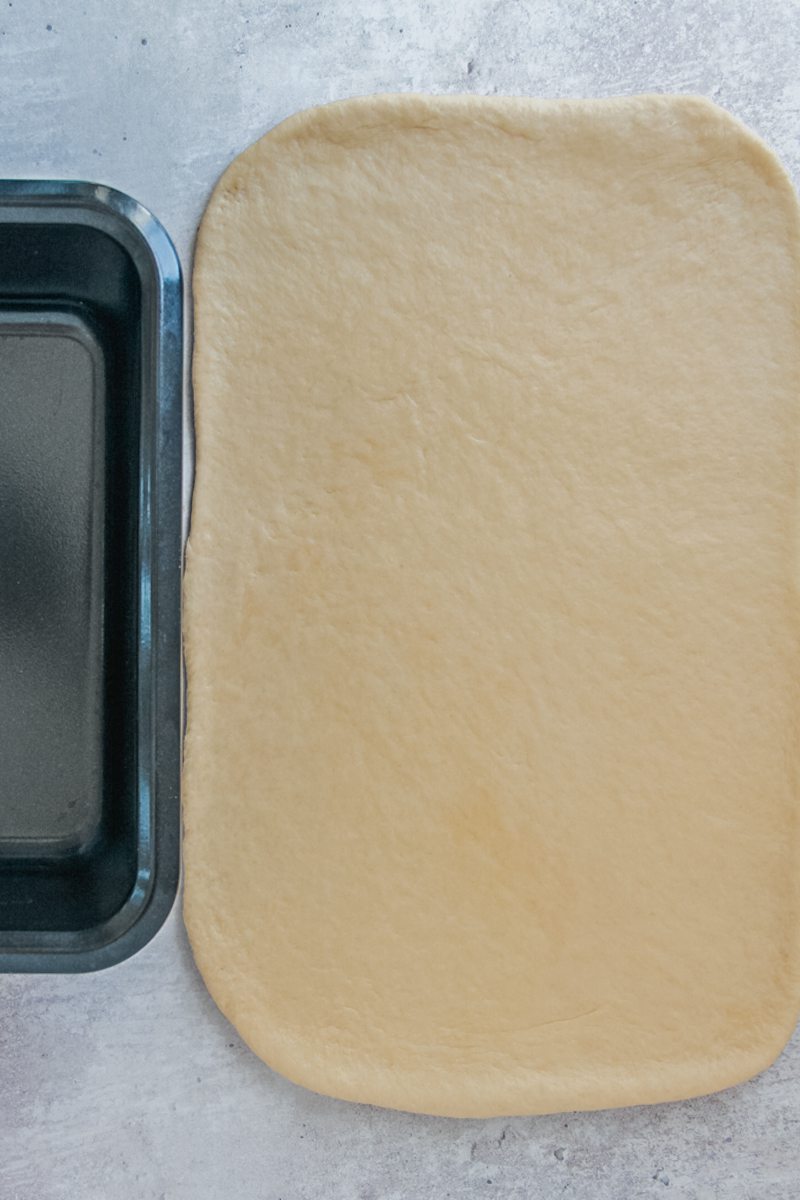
0 222 142 935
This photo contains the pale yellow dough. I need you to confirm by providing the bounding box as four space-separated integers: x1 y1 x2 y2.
185 93 800 1117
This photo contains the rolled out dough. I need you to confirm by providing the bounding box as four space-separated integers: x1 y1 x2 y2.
185 94 800 1117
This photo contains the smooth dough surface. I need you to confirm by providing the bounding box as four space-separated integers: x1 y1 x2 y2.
185 93 800 1117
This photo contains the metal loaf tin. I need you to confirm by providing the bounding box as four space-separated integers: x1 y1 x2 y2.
0 181 182 971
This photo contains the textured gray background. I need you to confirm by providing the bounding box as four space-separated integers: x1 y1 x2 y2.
2 1 800 1197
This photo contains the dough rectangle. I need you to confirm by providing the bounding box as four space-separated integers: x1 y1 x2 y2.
186 94 800 1117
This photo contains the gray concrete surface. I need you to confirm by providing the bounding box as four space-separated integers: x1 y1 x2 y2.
3 1 800 1197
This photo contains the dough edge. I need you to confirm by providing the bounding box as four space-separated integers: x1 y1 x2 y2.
183 914 800 1117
